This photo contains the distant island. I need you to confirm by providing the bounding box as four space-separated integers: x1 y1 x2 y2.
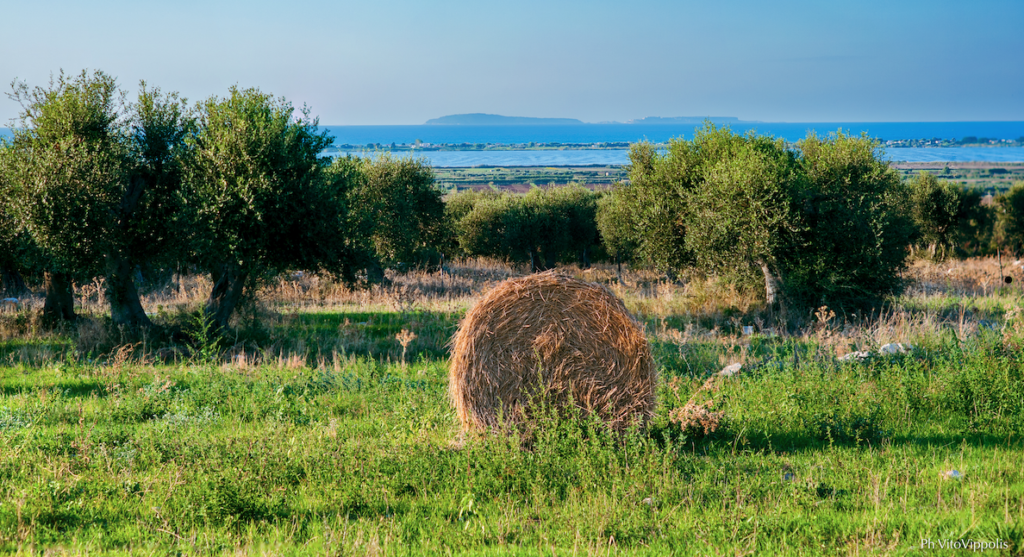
425 114 585 126
424 113 749 125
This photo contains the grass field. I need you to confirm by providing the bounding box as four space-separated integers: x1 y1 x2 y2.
2 259 1023 555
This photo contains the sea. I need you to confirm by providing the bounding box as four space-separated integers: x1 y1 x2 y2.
320 122 1024 146
4 122 1024 166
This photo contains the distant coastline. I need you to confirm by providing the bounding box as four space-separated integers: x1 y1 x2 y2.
423 113 750 126
4 121 1024 150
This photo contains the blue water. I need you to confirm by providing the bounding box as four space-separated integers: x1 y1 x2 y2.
336 147 1024 167
321 122 1024 146
5 123 1023 166
4 122 1024 145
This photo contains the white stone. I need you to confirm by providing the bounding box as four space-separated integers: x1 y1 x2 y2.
720 363 742 376
839 351 872 362
879 343 914 355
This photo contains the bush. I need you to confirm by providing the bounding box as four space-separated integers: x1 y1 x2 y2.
993 182 1024 255
789 131 915 309
909 173 992 258
595 188 639 271
451 186 599 271
620 126 914 312
347 154 447 270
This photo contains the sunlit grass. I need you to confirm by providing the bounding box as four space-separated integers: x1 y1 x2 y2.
1 257 1024 554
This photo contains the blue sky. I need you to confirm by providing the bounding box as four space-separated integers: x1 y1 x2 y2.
1 0 1021 125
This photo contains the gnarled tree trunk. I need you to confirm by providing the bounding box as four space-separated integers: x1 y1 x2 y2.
206 263 248 331
106 175 153 328
756 258 788 319
43 271 76 324
105 250 153 328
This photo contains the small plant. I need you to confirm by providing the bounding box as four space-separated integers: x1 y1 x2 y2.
810 409 888 445
189 311 223 365
396 328 417 366
667 375 726 437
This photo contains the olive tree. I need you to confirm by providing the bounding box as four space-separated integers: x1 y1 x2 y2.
541 185 599 268
443 189 501 259
4 71 121 322
4 71 194 326
684 134 803 306
522 188 571 270
909 172 968 258
347 154 447 275
183 86 350 330
456 194 541 268
993 182 1024 255
625 127 801 305
622 125 913 312
790 132 914 308
952 187 994 256
596 188 640 275
451 186 599 271
621 141 697 276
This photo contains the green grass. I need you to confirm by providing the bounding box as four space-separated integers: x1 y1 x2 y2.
2 307 1024 555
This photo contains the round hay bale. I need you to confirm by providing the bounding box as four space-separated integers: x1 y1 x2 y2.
449 271 656 432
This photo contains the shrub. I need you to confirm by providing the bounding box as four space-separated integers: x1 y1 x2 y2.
789 131 915 309
595 188 639 272
908 173 992 258
620 126 914 312
347 154 447 271
451 187 600 271
993 182 1024 255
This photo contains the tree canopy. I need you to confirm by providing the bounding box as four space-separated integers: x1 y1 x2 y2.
617 125 914 311
182 86 348 329
3 70 194 325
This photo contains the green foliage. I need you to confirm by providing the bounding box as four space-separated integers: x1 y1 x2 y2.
522 185 598 268
3 70 129 280
182 87 359 325
908 172 991 259
683 131 802 280
953 187 995 256
621 127 914 310
346 154 447 269
442 189 500 258
3 71 196 325
184 86 335 275
451 186 599 270
594 189 637 264
909 172 962 256
621 142 695 273
543 184 599 266
0 153 36 291
455 193 537 265
790 131 915 309
993 182 1024 255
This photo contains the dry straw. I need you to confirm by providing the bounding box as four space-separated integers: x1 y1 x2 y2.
449 271 656 432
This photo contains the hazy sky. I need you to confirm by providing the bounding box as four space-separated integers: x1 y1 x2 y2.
2 0 1021 125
